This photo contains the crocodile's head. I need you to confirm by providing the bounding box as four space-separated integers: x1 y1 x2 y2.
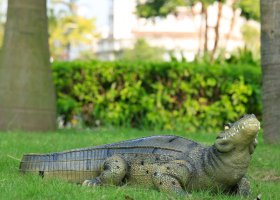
214 114 260 153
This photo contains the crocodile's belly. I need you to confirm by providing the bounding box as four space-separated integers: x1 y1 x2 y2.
43 170 101 183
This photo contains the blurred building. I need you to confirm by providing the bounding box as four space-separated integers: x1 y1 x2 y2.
94 0 256 61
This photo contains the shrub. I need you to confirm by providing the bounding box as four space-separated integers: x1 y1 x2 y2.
52 60 261 131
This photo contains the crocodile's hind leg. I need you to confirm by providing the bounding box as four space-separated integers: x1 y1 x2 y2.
83 155 127 186
151 160 191 196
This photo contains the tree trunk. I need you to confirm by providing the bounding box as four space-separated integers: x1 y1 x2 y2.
0 0 56 131
261 0 280 143
196 5 204 56
211 1 223 59
202 4 208 53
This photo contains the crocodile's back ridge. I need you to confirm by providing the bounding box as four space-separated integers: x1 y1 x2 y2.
100 135 202 153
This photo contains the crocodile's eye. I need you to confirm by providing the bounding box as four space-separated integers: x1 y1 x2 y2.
224 123 232 130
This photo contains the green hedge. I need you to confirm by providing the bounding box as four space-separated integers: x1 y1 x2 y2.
52 60 262 131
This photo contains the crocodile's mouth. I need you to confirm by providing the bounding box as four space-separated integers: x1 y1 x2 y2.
218 114 260 141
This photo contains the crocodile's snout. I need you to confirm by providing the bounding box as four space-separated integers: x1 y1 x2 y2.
239 114 260 133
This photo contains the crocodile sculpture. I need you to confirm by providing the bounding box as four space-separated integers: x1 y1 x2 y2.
19 114 260 196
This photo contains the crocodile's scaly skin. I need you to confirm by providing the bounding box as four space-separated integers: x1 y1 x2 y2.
19 114 260 196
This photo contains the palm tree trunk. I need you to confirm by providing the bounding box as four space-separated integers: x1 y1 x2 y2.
0 0 56 131
261 0 280 143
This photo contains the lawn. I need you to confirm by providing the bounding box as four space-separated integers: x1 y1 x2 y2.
0 128 279 200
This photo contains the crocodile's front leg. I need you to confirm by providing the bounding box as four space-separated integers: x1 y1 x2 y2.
83 155 127 186
152 172 186 195
235 177 251 197
152 160 191 196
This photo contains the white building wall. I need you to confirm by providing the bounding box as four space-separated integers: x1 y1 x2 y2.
112 0 136 39
95 0 257 61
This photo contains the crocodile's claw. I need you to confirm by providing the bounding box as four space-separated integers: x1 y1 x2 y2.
82 178 101 186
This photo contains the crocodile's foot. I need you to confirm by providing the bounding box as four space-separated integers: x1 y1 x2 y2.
82 177 102 186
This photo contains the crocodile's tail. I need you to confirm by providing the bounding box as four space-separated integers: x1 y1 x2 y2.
20 154 49 173
19 149 105 183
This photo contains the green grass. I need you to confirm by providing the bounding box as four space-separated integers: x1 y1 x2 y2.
0 128 279 200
